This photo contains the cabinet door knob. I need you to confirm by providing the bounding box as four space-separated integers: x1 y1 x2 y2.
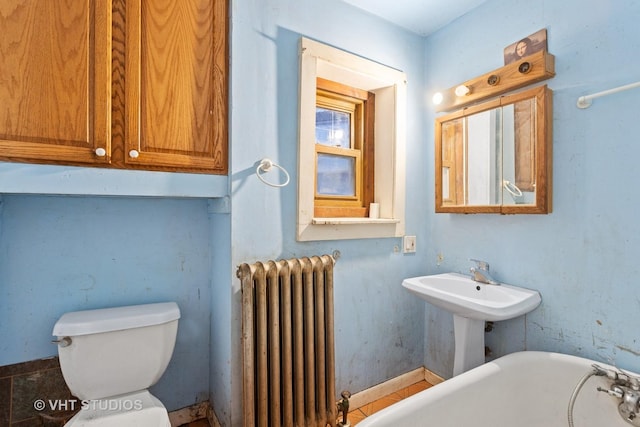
95 147 107 157
129 150 140 158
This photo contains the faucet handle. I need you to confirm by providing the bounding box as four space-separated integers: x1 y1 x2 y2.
470 259 490 271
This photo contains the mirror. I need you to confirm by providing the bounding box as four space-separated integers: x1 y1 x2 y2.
435 85 552 214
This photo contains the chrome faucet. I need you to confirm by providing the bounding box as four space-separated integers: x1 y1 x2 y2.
469 259 500 285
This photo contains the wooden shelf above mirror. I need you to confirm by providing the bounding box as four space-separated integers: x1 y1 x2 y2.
435 50 555 113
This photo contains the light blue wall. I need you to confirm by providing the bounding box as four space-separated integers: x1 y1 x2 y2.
0 195 213 410
219 0 428 424
423 0 640 377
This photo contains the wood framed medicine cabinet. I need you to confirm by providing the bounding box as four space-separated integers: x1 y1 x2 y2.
435 84 552 214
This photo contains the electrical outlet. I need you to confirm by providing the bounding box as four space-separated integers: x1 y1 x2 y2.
403 235 416 253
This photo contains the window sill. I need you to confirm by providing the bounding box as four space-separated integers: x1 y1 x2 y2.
299 217 402 241
312 217 400 225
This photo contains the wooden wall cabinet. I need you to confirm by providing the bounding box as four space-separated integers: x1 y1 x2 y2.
0 0 228 175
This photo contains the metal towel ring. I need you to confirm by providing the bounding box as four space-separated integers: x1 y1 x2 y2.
503 180 523 197
256 158 290 188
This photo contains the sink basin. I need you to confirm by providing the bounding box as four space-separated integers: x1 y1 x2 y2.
402 272 541 376
401 272 541 321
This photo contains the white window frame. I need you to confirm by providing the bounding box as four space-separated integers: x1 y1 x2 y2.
297 37 406 241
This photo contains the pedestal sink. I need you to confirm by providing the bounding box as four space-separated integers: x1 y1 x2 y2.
402 272 541 376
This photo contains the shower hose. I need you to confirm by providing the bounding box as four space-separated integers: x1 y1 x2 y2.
567 366 604 427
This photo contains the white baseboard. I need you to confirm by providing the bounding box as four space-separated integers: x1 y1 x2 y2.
423 368 445 387
348 366 444 410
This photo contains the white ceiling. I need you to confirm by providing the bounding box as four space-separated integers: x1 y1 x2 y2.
341 0 488 36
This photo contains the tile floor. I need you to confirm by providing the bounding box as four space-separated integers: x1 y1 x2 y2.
344 380 432 426
183 379 433 427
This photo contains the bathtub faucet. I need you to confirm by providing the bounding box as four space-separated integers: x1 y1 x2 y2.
469 259 499 285
594 364 640 425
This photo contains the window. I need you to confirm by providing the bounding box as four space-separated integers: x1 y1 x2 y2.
297 38 407 241
314 78 374 218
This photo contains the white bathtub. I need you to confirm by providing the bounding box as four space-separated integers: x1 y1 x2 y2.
358 351 640 427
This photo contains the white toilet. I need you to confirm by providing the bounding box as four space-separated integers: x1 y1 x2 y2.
52 302 181 426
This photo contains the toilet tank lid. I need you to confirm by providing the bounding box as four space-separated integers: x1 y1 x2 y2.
53 302 180 336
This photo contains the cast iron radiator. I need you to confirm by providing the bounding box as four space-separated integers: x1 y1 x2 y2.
237 255 337 427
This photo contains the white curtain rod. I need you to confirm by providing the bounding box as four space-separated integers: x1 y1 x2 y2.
577 80 640 109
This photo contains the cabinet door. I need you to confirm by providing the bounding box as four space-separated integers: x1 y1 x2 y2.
125 0 228 174
0 0 111 164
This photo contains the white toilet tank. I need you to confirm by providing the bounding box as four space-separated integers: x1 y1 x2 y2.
53 302 180 401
